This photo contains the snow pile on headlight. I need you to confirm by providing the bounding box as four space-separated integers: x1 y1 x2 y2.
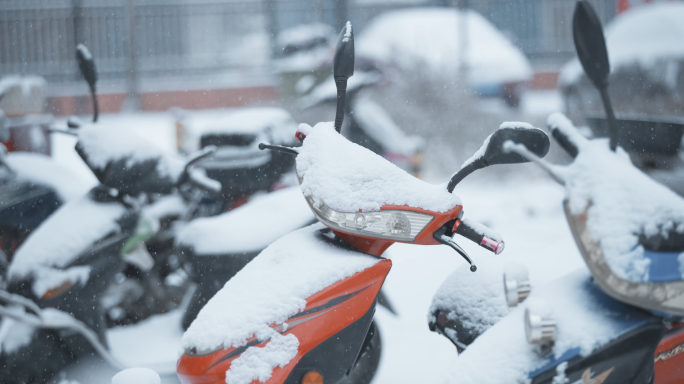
176 187 314 254
429 257 510 338
8 195 126 297
181 223 378 352
548 112 684 282
444 268 630 383
295 122 461 213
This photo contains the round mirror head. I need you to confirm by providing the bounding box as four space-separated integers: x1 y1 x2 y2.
573 1 610 88
484 125 550 166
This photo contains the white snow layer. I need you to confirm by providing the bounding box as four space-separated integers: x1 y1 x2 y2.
181 223 379 352
6 152 95 201
295 122 461 213
175 187 315 255
0 315 36 354
77 122 184 181
0 75 46 98
548 113 684 282
560 2 684 85
429 257 510 336
8 195 127 297
224 333 299 384
276 22 333 51
357 8 532 85
443 268 626 384
111 368 161 384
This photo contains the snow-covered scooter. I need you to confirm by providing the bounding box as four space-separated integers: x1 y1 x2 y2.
175 23 550 384
429 3 684 383
0 64 98 272
0 46 225 383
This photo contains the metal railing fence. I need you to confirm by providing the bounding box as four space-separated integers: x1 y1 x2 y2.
0 0 618 86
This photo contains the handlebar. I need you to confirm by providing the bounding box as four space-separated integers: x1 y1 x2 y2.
453 218 505 255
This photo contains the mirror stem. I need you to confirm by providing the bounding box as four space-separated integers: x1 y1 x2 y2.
598 86 617 151
447 159 486 193
90 83 99 123
334 77 347 133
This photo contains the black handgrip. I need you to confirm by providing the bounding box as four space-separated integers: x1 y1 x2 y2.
454 219 505 255
550 127 579 159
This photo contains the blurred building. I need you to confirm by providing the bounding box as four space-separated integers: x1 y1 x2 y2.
0 0 619 114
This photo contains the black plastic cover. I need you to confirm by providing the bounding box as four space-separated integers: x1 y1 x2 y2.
585 116 684 156
76 143 177 196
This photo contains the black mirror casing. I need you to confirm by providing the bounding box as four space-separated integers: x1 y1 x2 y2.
333 23 355 80
483 127 550 166
75 44 99 122
572 1 619 151
447 126 550 192
573 1 610 89
76 44 97 90
332 22 355 133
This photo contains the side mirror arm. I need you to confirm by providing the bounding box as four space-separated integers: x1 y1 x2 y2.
446 158 486 193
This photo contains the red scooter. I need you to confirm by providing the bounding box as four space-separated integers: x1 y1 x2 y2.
176 22 550 384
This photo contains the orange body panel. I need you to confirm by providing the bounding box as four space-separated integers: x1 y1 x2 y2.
177 259 392 384
655 324 684 384
326 205 463 257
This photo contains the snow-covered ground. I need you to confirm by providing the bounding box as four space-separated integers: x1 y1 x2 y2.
45 99 583 384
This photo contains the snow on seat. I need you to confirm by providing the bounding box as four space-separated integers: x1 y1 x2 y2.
76 122 185 194
181 223 379 353
6 152 96 201
8 194 127 297
295 122 461 213
175 187 315 255
548 113 684 283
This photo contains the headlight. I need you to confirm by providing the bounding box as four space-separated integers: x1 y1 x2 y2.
503 263 531 307
306 197 433 242
524 300 555 345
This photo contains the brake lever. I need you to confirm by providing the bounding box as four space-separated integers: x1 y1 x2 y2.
258 143 299 156
434 226 477 272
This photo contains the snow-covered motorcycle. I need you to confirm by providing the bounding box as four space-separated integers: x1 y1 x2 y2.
175 22 550 384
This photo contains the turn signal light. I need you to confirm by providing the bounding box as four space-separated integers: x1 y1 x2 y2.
302 370 323 384
41 281 73 300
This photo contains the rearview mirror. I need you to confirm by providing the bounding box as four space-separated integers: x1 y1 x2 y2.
572 1 618 151
483 125 550 166
447 125 550 192
0 109 9 142
332 22 354 133
573 1 609 89
76 44 99 123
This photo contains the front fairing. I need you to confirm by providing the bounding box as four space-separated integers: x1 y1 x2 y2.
178 223 389 384
444 268 663 384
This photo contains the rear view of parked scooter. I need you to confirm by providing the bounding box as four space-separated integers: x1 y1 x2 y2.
176 22 549 384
